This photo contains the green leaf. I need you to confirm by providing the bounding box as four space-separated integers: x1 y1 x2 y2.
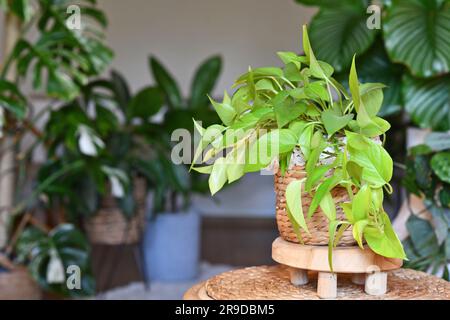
352 219 369 249
191 166 213 174
274 99 307 128
383 0 450 77
328 220 350 271
431 152 450 184
305 82 330 101
127 86 163 119
349 56 361 112
209 93 236 126
406 214 440 258
305 164 332 193
321 109 354 136
190 55 222 109
308 175 340 218
348 136 393 187
209 157 228 195
307 1 377 72
341 202 354 223
149 56 183 109
365 212 406 259
319 191 336 221
286 179 309 233
277 51 307 68
403 74 450 131
352 184 370 221
245 129 297 172
360 83 385 117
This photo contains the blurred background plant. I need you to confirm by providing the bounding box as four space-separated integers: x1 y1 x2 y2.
296 0 450 278
147 55 222 214
402 132 450 280
0 0 112 297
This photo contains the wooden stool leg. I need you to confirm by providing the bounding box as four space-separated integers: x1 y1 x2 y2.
351 273 365 285
317 272 337 299
289 268 308 286
365 271 387 296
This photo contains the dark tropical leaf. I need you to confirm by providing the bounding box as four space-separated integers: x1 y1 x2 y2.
127 86 163 120
308 1 378 72
149 56 183 109
403 74 450 131
406 214 440 258
383 0 450 77
110 70 131 110
190 55 222 109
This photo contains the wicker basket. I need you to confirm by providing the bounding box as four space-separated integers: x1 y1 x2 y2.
84 177 147 245
0 267 41 300
275 160 356 246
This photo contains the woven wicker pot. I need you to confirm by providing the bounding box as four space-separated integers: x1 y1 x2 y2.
84 177 147 245
274 149 356 246
0 267 41 299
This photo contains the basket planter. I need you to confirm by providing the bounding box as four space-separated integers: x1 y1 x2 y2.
84 177 147 245
0 267 41 300
274 147 357 246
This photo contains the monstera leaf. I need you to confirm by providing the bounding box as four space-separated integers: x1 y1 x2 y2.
403 74 450 131
15 224 95 297
383 0 450 77
307 0 377 72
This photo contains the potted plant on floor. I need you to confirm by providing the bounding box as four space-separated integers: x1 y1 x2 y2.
143 55 222 281
191 26 406 272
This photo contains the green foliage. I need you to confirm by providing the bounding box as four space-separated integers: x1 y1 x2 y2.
0 0 113 126
192 26 405 265
15 224 95 297
295 0 450 127
403 133 450 279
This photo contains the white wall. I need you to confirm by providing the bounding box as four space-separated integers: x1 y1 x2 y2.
98 0 314 94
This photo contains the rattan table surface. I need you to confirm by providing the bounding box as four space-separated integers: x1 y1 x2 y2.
184 265 450 300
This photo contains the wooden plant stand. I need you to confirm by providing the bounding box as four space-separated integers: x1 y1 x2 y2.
272 237 403 299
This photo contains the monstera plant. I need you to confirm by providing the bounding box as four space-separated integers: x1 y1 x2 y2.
15 224 95 297
192 26 405 269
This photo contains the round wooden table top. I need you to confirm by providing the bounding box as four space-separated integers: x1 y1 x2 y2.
272 237 403 273
183 265 450 300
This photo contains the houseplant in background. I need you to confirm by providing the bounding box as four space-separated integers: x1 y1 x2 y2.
143 55 222 281
403 132 450 280
192 26 405 270
0 0 112 298
36 69 162 246
295 0 450 276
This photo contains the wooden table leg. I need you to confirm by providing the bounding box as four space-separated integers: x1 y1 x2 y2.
289 268 308 286
317 272 337 299
365 271 387 296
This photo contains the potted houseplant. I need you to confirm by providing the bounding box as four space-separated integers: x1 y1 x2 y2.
402 132 450 280
0 0 111 298
143 55 222 281
191 26 406 269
